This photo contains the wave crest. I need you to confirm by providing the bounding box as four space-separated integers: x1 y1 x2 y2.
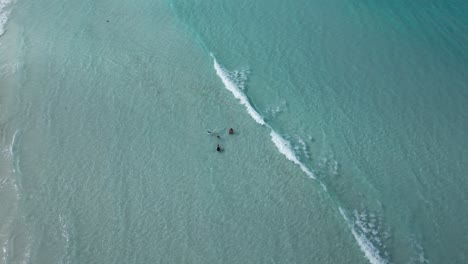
211 54 392 264
211 54 265 125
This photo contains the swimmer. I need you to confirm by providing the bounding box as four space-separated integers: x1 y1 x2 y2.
207 128 220 135
229 128 234 134
216 144 221 152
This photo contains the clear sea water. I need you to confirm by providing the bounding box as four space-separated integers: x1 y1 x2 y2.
1 0 468 263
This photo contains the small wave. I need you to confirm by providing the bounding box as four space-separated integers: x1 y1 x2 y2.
211 54 314 179
339 207 389 264
270 130 315 179
0 147 9 158
0 0 14 37
9 129 18 156
211 54 265 125
278 134 310 160
211 54 391 264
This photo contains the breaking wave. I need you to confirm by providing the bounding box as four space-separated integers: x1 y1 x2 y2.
269 130 315 179
211 54 389 264
211 54 265 125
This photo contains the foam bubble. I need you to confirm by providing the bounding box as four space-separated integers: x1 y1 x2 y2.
265 105 281 117
58 214 72 263
295 136 310 159
409 236 430 264
0 61 17 76
229 69 249 91
1 239 8 263
211 54 265 125
318 154 340 177
265 100 286 119
58 214 70 243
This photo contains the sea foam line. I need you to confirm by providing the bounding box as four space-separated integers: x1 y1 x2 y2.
212 55 314 178
339 207 387 264
211 55 388 264
269 130 315 179
211 54 265 125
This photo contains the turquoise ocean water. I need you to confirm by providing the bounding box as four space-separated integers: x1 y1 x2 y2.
1 0 468 263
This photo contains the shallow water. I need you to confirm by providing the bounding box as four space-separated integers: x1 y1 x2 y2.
1 0 468 263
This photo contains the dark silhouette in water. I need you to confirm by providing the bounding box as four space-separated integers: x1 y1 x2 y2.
216 144 222 152
229 128 234 134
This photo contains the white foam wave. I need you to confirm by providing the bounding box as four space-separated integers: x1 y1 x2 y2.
0 0 14 36
211 54 389 264
270 130 315 179
211 54 265 125
339 207 388 264
211 55 315 178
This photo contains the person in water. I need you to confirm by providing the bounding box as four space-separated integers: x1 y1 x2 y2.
229 128 234 134
216 144 221 152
